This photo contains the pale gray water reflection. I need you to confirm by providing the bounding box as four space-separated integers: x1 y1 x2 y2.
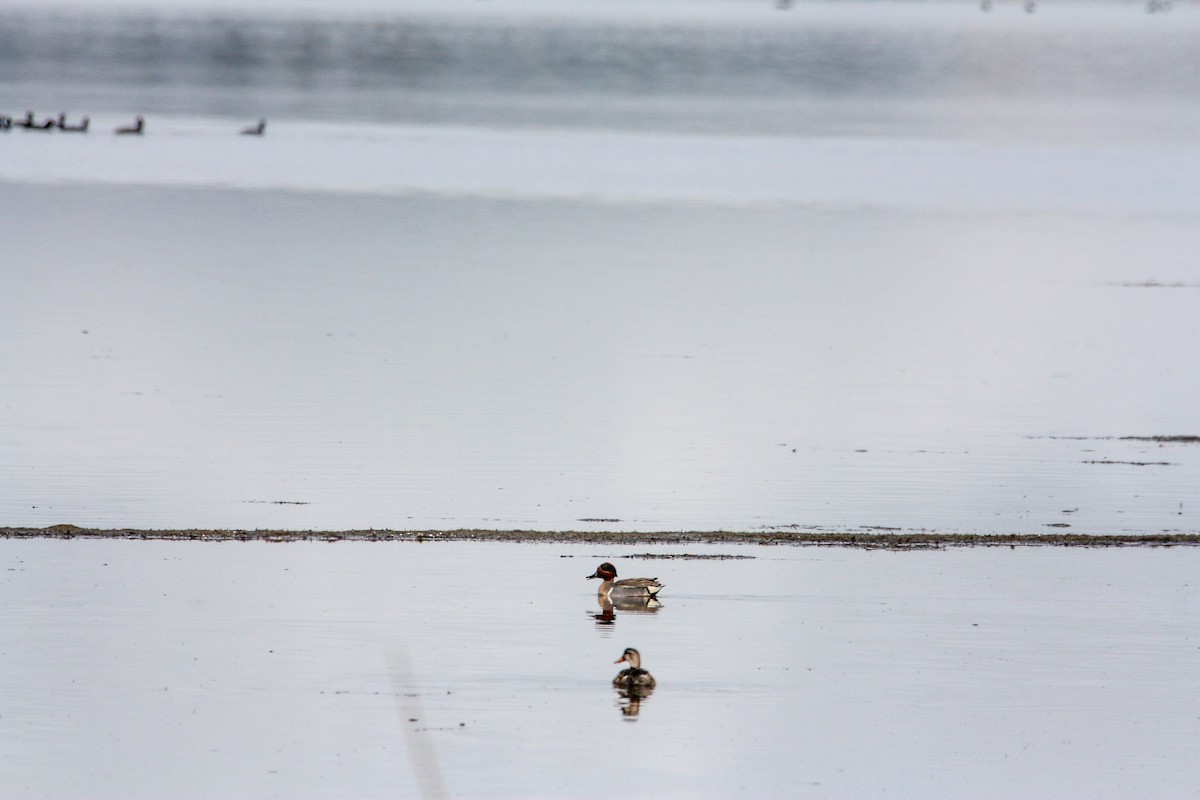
1 183 1197 534
1 538 1197 798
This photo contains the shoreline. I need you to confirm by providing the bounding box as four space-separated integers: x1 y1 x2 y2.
3 525 1198 549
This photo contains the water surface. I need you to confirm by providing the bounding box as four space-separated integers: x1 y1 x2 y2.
1 0 1198 533
1 538 1197 798
2 183 1197 533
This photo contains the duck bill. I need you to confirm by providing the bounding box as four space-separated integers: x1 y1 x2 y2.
586 571 600 579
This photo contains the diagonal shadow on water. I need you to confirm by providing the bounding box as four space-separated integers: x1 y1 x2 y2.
388 647 450 800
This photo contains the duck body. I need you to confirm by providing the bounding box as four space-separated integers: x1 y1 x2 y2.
587 562 663 600
613 667 656 690
115 116 144 135
57 114 89 132
613 648 656 690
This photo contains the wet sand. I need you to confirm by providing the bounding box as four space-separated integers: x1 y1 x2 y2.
4 525 1197 549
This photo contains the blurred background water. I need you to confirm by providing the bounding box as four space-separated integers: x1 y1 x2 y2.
2 0 1198 138
1 0 1198 533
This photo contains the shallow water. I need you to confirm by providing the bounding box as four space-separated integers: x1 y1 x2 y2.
1 183 1197 533
1 0 1199 533
2 0 1198 140
3 4 1199 798
1 539 1197 798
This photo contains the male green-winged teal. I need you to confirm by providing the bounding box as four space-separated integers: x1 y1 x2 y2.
586 562 663 600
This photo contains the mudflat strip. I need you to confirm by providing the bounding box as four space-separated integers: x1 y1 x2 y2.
2 525 1197 549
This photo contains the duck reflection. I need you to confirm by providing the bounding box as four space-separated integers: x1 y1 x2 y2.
617 689 650 717
612 647 655 717
589 593 662 625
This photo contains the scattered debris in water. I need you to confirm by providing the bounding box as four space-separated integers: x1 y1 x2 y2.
619 553 755 560
1030 435 1199 444
1107 281 1200 288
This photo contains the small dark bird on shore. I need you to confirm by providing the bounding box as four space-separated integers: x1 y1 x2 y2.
240 118 266 136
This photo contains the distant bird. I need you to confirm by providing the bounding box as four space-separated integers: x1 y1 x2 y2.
240 118 266 136
586 562 664 601
0 115 12 131
18 111 55 131
57 113 89 133
115 116 144 135
612 648 656 691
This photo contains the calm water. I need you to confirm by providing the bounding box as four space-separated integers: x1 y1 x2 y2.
1 0 1198 139
3 6 1199 798
1 539 1197 798
1 0 1199 533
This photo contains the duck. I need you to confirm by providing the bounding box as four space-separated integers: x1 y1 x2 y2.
57 113 89 132
115 116 144 135
239 118 266 136
586 561 663 600
20 112 54 131
612 648 656 690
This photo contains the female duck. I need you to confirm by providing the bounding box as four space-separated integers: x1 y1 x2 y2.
613 648 656 690
586 562 663 600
